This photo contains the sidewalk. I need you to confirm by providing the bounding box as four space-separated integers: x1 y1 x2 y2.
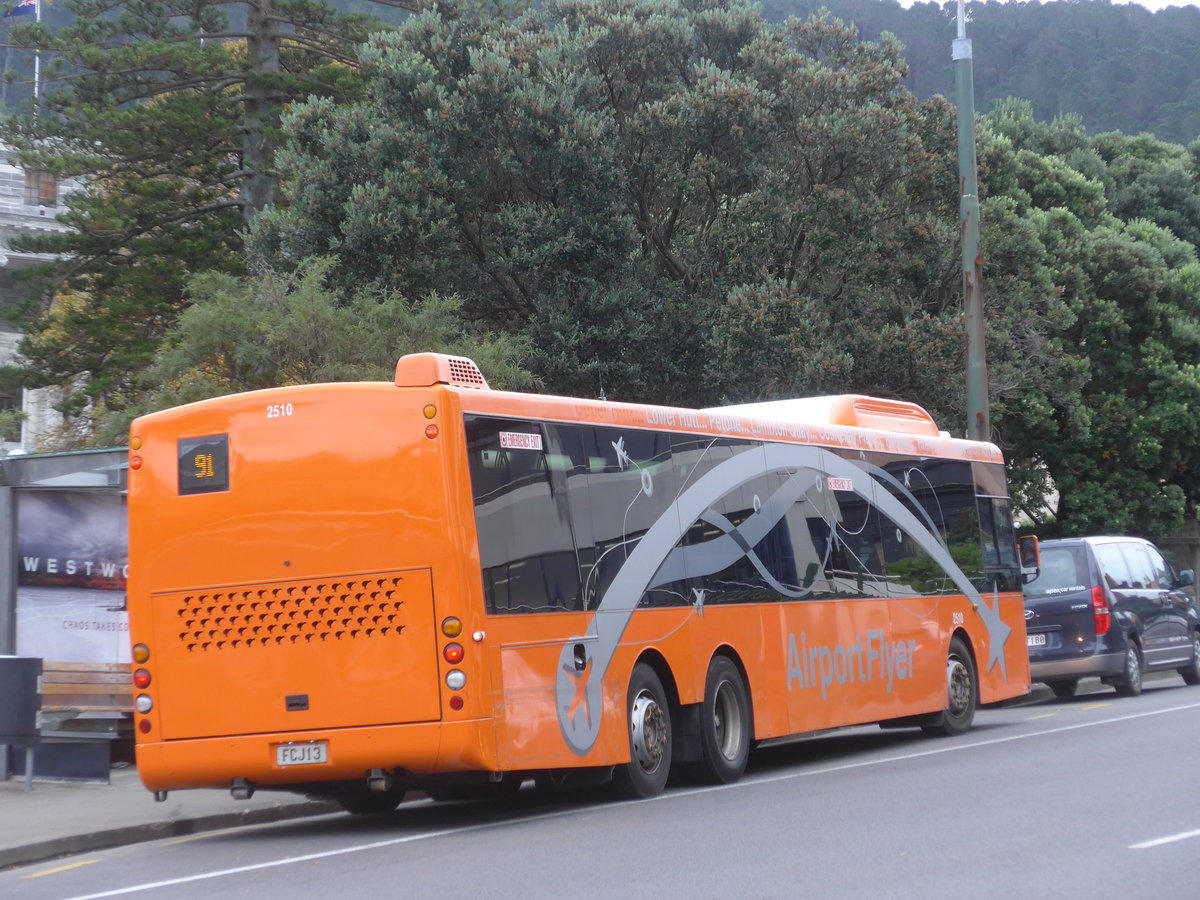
0 764 340 870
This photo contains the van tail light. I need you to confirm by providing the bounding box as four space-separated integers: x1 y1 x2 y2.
1092 586 1111 635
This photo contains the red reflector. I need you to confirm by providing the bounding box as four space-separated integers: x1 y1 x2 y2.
425 424 439 439
133 669 151 689
138 719 151 734
444 642 464 664
130 455 143 470
1092 585 1111 635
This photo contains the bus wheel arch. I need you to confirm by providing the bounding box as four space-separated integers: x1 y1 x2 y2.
921 631 977 737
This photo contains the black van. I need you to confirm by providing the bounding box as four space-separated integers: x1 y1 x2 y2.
1024 536 1200 698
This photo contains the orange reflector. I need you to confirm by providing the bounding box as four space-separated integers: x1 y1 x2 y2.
441 617 462 638
130 455 143 470
134 669 151 689
132 643 150 663
130 436 142 450
425 425 439 439
444 642 464 664
423 404 437 419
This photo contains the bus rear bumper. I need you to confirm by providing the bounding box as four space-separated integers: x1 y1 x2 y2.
135 718 496 793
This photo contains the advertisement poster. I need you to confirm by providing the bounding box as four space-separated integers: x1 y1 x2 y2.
15 490 129 664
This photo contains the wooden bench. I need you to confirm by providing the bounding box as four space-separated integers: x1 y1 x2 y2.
39 662 132 738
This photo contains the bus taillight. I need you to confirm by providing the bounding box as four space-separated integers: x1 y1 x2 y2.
443 643 464 664
132 643 150 663
441 617 462 637
134 669 152 689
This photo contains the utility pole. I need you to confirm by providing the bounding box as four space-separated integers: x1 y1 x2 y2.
955 0 989 442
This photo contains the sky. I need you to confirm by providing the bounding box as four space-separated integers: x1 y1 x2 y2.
899 0 1198 9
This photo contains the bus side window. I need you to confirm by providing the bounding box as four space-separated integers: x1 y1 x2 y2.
465 416 583 614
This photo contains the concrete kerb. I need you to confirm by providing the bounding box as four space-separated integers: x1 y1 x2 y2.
0 798 341 871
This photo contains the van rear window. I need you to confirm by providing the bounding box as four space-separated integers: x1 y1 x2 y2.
1027 545 1089 596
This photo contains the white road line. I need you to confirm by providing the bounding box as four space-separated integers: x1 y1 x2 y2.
1130 827 1200 850
64 698 1200 900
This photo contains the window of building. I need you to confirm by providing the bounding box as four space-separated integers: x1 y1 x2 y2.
24 170 58 207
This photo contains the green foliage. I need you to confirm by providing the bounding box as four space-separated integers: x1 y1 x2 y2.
92 258 537 444
0 0 404 417
256 0 1046 418
979 102 1200 538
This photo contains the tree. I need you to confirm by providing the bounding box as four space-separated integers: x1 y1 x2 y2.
979 101 1200 537
0 0 417 422
254 0 1080 488
88 257 537 445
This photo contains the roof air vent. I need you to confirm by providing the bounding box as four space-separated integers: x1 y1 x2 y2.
394 353 490 390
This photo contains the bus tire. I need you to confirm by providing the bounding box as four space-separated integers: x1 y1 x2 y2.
612 663 672 799
694 656 751 785
922 635 976 737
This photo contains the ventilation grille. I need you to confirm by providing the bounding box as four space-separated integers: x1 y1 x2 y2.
164 573 410 653
446 355 488 388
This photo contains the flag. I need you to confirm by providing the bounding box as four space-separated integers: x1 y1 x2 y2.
3 0 36 16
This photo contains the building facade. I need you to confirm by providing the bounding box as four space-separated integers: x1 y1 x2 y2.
0 143 72 453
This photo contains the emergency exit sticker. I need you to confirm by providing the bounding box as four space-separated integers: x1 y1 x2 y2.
500 431 543 451
827 476 854 492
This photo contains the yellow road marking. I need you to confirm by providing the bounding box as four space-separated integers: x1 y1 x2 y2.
1026 713 1057 720
23 859 98 879
1081 703 1112 710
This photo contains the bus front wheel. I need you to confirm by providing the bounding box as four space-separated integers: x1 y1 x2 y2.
922 635 976 737
692 655 751 784
612 663 673 799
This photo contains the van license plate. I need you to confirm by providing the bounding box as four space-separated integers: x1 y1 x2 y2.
1027 633 1047 647
276 742 328 766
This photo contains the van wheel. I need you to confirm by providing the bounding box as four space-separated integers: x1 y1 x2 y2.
922 636 977 737
1179 632 1200 686
1114 643 1143 697
692 656 751 785
611 664 672 799
1048 680 1078 699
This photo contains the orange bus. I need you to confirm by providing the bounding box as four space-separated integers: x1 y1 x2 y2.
127 353 1032 812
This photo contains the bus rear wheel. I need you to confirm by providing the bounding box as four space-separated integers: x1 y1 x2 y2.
922 636 976 737
692 656 751 784
612 663 672 799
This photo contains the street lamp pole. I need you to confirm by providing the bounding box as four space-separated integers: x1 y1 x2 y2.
955 0 989 442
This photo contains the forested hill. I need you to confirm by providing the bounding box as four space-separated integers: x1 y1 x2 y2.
765 0 1200 145
4 1 1199 142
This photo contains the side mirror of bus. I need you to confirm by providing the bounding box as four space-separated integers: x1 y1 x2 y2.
1018 535 1040 585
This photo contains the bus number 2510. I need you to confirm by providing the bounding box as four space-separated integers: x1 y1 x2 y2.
267 403 294 419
